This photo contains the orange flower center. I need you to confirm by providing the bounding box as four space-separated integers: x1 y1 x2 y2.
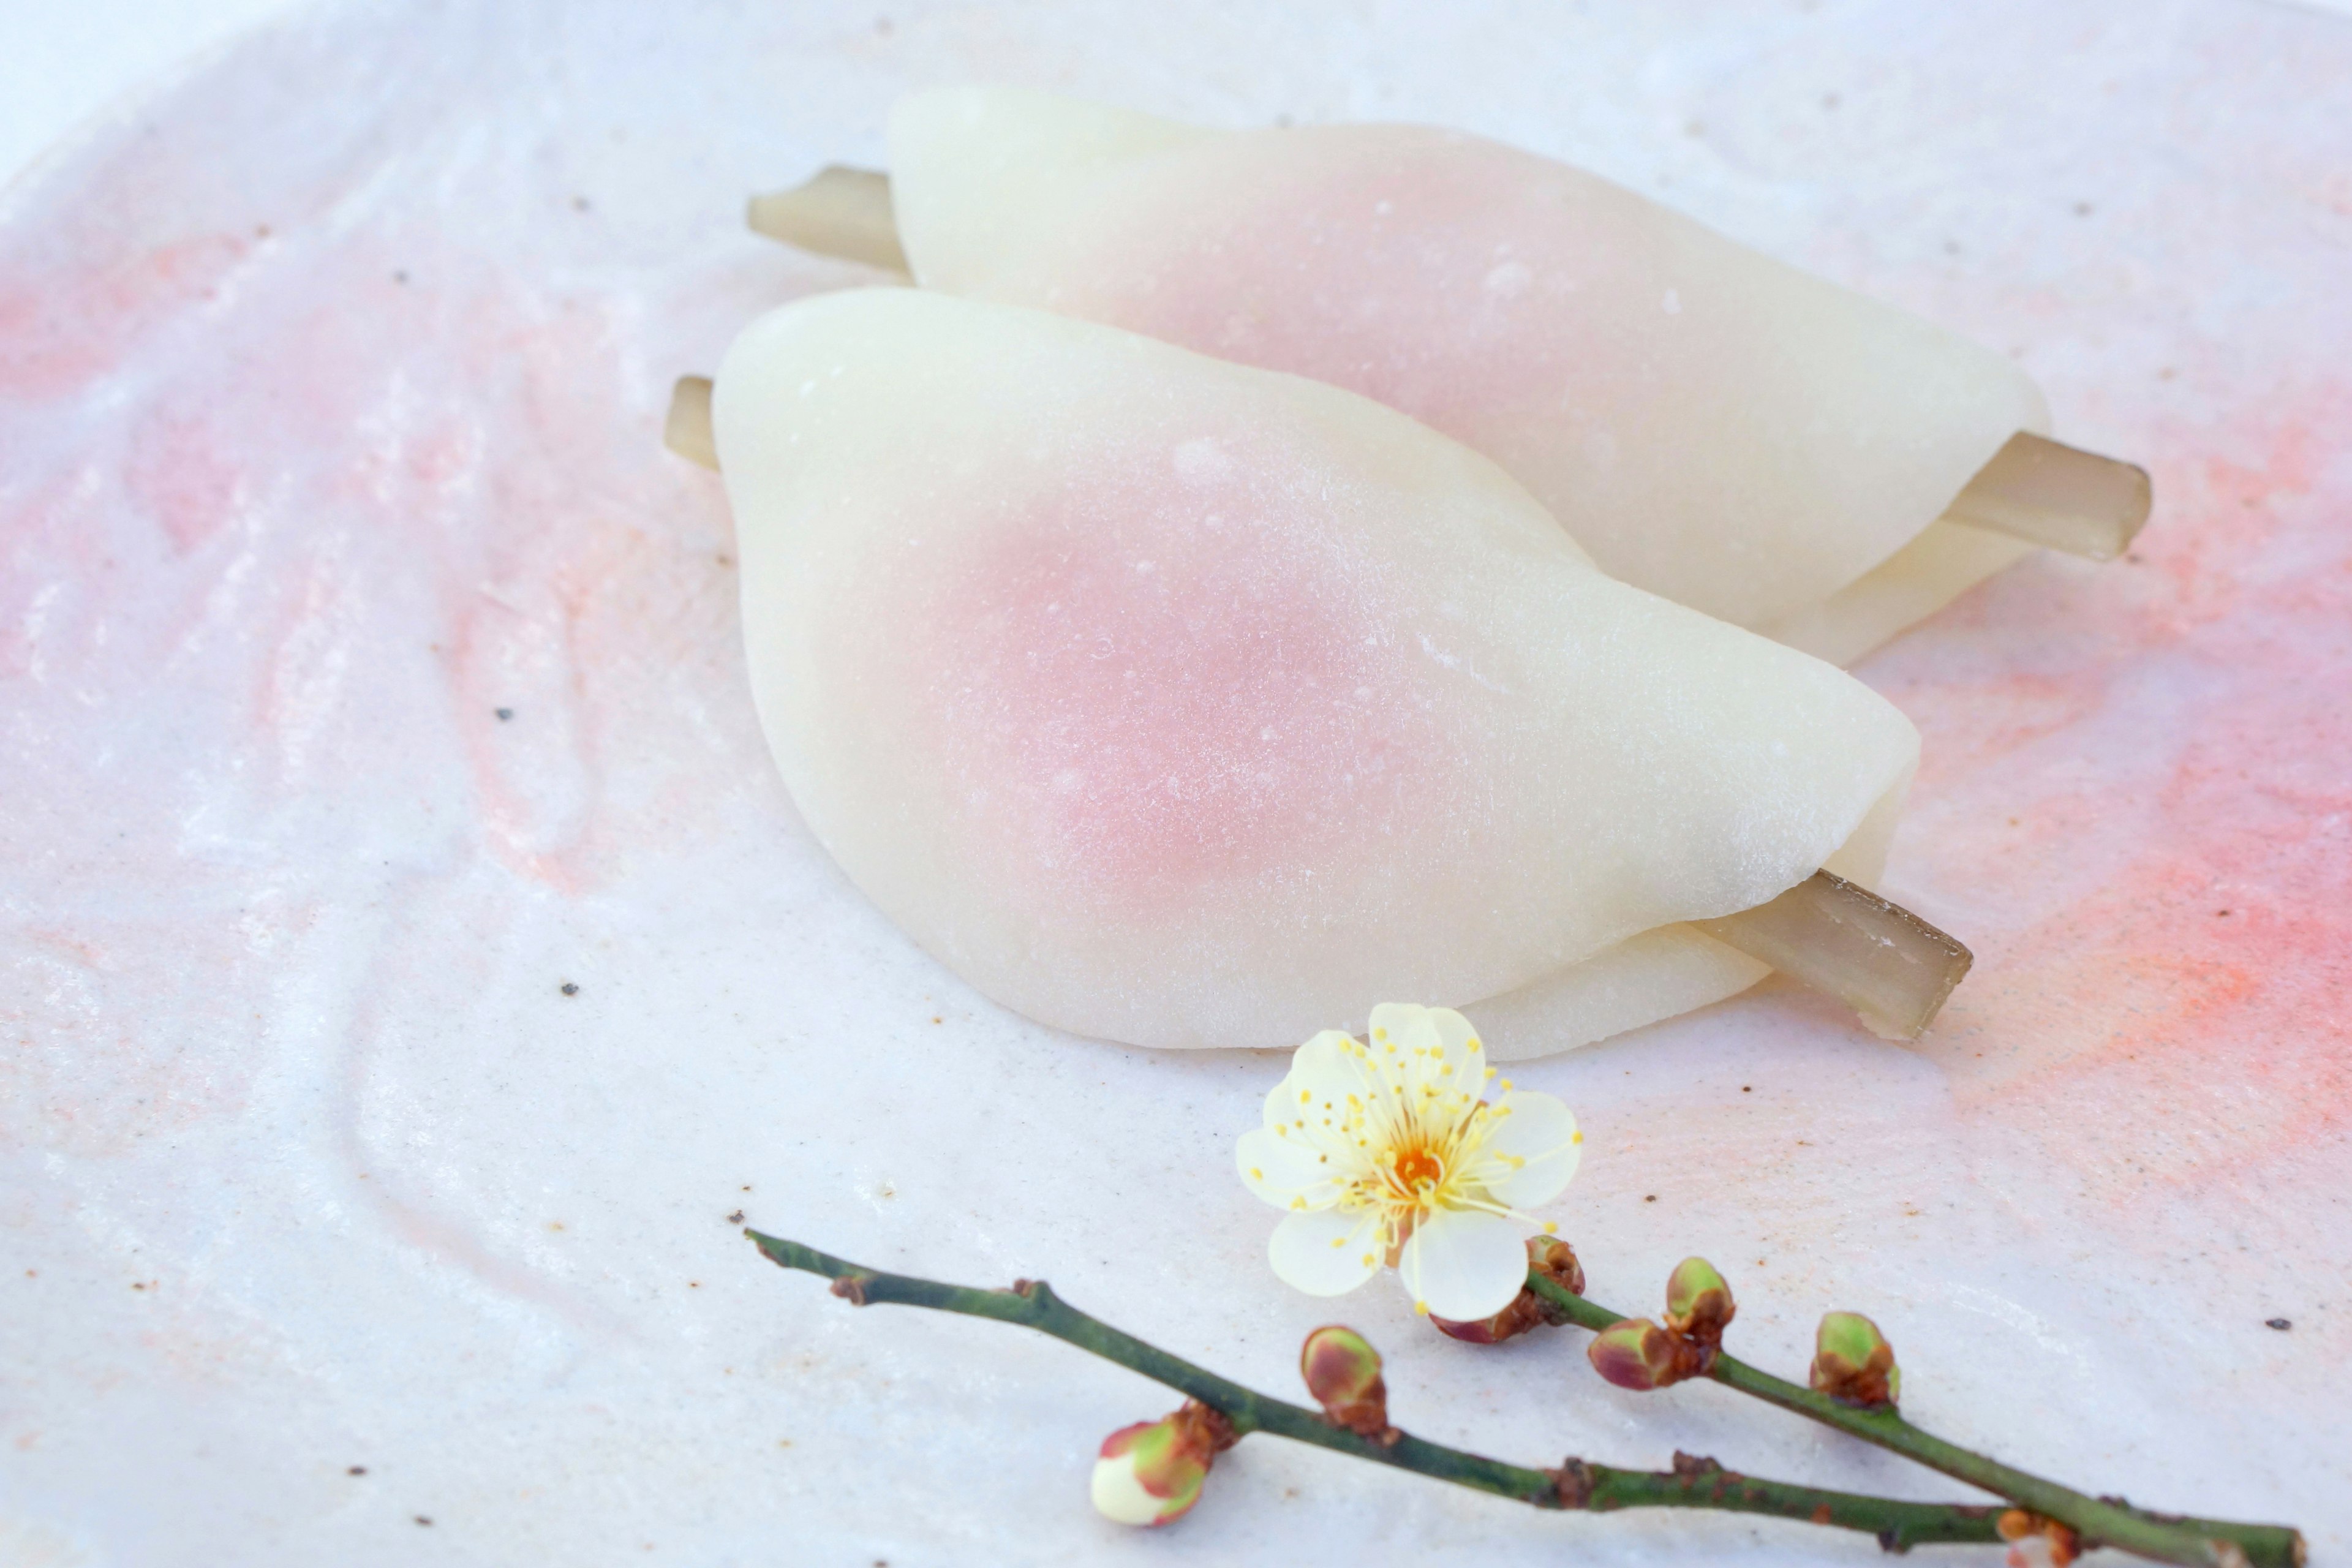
1393 1148 1444 1191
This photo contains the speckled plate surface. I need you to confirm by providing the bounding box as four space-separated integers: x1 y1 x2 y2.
2 2 2347 1563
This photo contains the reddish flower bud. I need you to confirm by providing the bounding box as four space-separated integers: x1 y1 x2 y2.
1587 1317 1688 1390
1090 1401 1234 1526
1300 1326 1393 1438
1430 1300 1540 1344
1999 1510 2084 1567
1430 1235 1586 1344
1662 1256 1735 1346
1810 1311 1901 1408
1528 1234 1586 1297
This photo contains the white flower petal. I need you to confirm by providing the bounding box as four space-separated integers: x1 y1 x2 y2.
1366 1003 1487 1118
1398 1208 1531 1321
1268 1206 1383 1297
1261 1049 1381 1166
1237 1126 1350 1208
1287 1029 1370 1098
1473 1091 1582 1208
1366 1003 1433 1052
1426 1006 1490 1101
1091 1449 1164 1526
1367 1002 1441 1093
1271 1030 1381 1125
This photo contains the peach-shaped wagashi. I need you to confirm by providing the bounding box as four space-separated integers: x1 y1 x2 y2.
750 89 2149 666
706 289 1924 1054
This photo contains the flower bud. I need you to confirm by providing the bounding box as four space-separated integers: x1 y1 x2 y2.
1528 1234 1586 1300
1089 1402 1232 1526
1430 1306 1520 1344
1809 1311 1901 1408
1300 1326 1391 1437
1586 1317 1687 1390
1430 1235 1586 1344
1998 1510 2084 1567
1662 1256 1735 1346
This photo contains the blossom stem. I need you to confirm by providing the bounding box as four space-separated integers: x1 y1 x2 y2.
751 1229 2029 1550
1519 1273 2302 1568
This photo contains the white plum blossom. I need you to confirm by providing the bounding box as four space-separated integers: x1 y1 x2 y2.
1232 1006 1580 1325
1237 1003 1582 1322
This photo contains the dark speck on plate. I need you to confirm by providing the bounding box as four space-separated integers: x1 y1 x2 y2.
560 982 579 996
2267 1317 2292 1331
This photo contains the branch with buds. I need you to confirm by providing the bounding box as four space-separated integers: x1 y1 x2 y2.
745 1231 2301 1562
1451 1241 2301 1568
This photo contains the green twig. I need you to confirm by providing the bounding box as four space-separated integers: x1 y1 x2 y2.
1521 1273 2302 1568
748 1229 2037 1551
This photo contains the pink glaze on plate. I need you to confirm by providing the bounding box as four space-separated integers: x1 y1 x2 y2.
1890 394 2352 1216
1 2 2347 1564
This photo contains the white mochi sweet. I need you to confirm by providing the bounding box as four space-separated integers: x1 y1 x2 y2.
886 87 2049 662
712 290 1918 1054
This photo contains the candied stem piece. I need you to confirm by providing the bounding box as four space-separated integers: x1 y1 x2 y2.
1940 431 2151 560
747 167 908 273
1695 870 1972 1042
666 375 718 470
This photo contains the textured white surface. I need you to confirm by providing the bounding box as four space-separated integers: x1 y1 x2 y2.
2 2 2349 1566
0 0 304 189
